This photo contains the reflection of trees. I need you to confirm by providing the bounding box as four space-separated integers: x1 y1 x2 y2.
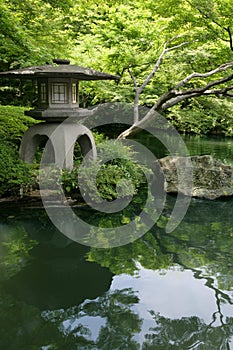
0 288 141 349
87 197 233 295
1 197 233 349
156 197 233 292
0 213 142 348
0 290 64 350
87 231 172 275
142 312 233 350
157 218 233 292
87 197 233 350
0 219 48 349
42 288 142 350
0 223 37 281
5 241 112 310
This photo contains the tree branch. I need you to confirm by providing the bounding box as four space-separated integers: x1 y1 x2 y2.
130 37 191 123
174 62 233 89
118 60 233 139
156 64 233 111
127 68 138 89
226 26 233 51
137 40 190 95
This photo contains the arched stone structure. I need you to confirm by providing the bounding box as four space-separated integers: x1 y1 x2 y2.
19 122 97 169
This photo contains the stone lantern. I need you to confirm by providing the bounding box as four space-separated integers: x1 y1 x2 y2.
0 59 119 168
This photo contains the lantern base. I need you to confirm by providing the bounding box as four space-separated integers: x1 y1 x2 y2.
19 121 97 169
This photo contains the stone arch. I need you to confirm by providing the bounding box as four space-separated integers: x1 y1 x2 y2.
19 122 97 169
76 133 95 158
19 132 55 164
34 135 55 164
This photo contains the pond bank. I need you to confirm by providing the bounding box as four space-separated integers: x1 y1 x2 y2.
2 154 233 208
0 190 82 208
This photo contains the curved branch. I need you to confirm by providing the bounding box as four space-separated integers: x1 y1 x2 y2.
118 60 233 139
130 37 191 123
174 62 233 89
157 65 233 111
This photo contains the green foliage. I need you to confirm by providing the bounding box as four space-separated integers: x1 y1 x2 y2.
0 105 37 146
0 141 33 196
0 0 73 69
87 231 172 275
0 0 233 134
0 105 39 197
0 0 233 201
0 226 37 281
166 96 233 135
62 140 149 202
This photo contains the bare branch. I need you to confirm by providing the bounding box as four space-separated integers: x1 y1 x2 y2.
161 84 233 111
174 62 233 89
118 59 233 139
173 72 233 97
161 93 200 110
128 37 191 123
203 85 233 96
118 27 233 139
137 40 190 95
154 64 233 111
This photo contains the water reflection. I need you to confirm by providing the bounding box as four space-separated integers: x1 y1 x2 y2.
134 132 233 164
143 312 233 349
0 195 233 349
112 266 233 349
42 288 142 350
183 135 233 164
5 242 113 310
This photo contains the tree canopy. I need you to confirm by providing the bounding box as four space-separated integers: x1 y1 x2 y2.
0 0 233 135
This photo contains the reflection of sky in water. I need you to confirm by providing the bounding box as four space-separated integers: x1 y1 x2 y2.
112 266 225 322
62 315 106 341
110 265 233 345
60 264 233 345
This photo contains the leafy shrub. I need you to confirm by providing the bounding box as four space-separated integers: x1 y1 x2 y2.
0 106 149 201
0 142 32 196
62 140 150 202
0 105 37 146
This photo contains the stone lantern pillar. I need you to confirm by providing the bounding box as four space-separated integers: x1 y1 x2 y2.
0 59 119 169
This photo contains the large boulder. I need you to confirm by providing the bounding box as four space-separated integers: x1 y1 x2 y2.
157 155 233 200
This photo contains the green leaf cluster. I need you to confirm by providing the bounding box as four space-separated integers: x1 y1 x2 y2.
0 141 32 196
62 140 149 202
0 0 74 69
0 105 37 145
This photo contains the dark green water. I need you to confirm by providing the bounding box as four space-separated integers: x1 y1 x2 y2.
0 135 233 350
183 135 233 164
135 132 233 164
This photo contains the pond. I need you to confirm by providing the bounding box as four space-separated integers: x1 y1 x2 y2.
0 135 233 350
135 132 233 164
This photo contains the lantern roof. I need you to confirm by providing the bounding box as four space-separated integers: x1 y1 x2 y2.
0 59 120 81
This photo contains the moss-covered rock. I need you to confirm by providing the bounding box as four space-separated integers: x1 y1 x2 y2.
157 155 233 199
